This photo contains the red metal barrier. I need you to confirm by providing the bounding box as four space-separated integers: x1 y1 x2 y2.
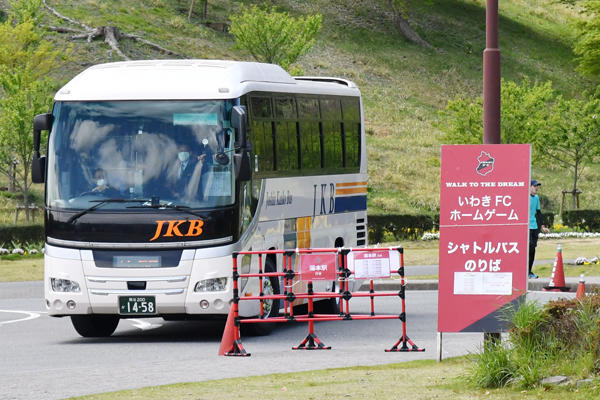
221 247 425 356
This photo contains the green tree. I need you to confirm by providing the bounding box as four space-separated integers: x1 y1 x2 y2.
0 0 61 220
537 95 600 209
559 0 600 77
229 5 322 72
573 0 600 77
442 79 554 150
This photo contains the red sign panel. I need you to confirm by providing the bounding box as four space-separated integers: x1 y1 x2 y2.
299 253 337 281
438 144 530 333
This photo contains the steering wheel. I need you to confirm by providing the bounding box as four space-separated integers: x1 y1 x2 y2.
76 191 97 198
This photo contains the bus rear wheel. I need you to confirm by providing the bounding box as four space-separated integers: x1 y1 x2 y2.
71 315 119 337
314 282 340 314
242 258 280 336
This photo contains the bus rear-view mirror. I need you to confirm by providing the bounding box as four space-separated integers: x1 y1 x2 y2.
231 105 247 149
32 113 53 184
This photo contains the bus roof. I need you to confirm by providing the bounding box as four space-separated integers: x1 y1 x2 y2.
54 60 360 101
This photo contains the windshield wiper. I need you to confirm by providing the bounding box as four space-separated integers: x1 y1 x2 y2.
66 199 146 224
126 202 206 219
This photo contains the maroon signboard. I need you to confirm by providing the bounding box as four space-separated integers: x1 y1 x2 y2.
438 144 530 332
299 253 338 281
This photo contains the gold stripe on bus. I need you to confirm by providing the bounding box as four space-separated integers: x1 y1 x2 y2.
292 216 311 307
296 217 312 249
335 187 368 195
336 181 367 188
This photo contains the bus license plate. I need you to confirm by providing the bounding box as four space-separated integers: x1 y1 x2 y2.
119 296 156 315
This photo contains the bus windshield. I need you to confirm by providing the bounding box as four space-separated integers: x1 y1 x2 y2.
47 100 236 211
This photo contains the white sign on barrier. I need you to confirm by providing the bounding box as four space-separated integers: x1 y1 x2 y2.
347 250 399 279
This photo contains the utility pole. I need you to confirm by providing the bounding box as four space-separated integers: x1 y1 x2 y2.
483 0 502 345
439 1 503 360
483 0 501 144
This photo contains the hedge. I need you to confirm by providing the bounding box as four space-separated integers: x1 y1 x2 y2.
0 224 44 245
369 211 556 242
541 211 554 228
368 214 435 242
0 210 560 246
562 210 600 232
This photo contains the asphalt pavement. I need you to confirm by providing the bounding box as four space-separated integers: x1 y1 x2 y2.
1 284 576 400
1 266 587 399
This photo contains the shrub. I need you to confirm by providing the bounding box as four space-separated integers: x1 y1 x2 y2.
541 211 554 227
0 224 44 245
562 209 600 231
467 341 515 388
368 214 434 242
468 295 600 389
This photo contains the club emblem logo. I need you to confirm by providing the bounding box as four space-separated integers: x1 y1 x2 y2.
476 151 494 176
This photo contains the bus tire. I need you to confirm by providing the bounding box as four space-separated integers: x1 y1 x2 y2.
242 258 280 336
314 283 340 314
71 315 120 337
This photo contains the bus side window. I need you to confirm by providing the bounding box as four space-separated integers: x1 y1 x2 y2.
320 98 343 170
297 97 320 170
249 96 274 173
342 98 361 170
274 97 298 171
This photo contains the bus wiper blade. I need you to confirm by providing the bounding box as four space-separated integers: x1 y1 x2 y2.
127 203 205 219
66 198 147 224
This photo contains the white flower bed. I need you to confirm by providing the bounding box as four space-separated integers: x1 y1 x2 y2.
421 232 440 241
539 232 600 239
420 232 600 241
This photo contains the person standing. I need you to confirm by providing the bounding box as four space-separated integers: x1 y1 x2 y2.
529 179 550 279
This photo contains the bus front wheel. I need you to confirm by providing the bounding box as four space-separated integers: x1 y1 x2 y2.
71 315 119 337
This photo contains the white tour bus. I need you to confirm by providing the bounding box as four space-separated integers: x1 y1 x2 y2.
31 60 367 337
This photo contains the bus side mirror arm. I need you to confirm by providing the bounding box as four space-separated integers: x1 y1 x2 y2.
31 113 52 184
231 105 251 181
235 151 251 182
231 105 247 149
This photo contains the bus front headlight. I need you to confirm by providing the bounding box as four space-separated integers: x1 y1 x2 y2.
194 278 227 292
50 278 81 292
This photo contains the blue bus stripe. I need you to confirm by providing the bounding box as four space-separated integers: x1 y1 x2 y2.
335 195 367 213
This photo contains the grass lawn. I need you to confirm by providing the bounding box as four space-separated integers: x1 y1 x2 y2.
0 254 44 282
533 262 600 279
402 237 600 265
399 237 600 279
69 356 599 400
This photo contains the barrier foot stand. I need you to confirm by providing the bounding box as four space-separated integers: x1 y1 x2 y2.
385 336 425 352
224 339 251 357
292 333 331 350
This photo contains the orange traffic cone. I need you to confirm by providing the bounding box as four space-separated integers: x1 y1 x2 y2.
218 304 250 356
576 274 586 299
218 305 236 355
543 244 570 292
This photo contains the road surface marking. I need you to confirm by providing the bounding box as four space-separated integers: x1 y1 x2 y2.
0 309 41 326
